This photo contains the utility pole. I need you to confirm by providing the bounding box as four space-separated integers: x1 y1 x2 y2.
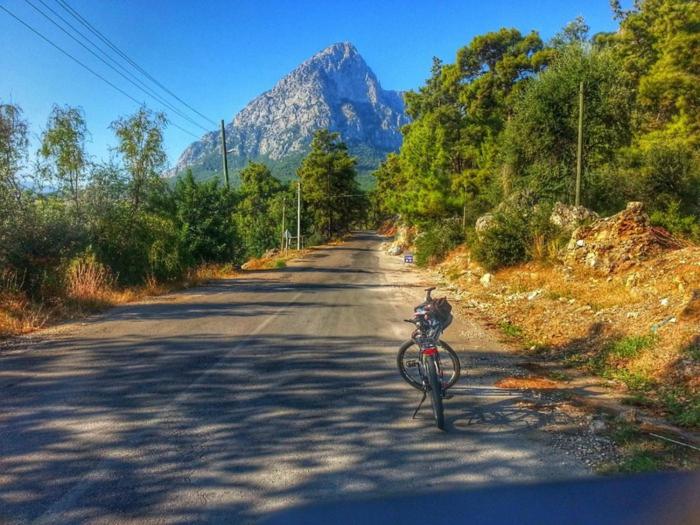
462 185 467 230
575 81 583 206
281 198 286 252
327 169 331 239
296 180 301 251
220 119 229 188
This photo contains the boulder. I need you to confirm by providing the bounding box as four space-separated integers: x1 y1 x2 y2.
475 213 495 238
474 190 539 238
565 202 683 274
480 273 494 287
387 245 403 256
550 202 598 232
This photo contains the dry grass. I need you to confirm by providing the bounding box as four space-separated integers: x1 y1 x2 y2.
65 257 116 308
495 377 560 389
0 262 241 340
242 248 312 270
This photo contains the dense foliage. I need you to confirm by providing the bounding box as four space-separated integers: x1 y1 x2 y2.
0 102 362 308
234 162 287 259
373 0 700 268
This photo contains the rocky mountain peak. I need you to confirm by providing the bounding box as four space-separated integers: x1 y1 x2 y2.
171 42 408 182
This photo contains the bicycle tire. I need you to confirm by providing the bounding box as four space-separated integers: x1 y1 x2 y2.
397 339 461 391
426 354 445 430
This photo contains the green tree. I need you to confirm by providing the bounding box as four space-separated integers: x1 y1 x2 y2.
504 44 634 205
174 171 238 264
549 16 590 49
610 0 700 149
233 162 284 259
370 153 405 221
40 104 88 211
110 106 167 213
297 130 361 240
0 103 28 206
397 28 549 223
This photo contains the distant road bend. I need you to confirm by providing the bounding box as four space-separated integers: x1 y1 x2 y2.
0 232 589 523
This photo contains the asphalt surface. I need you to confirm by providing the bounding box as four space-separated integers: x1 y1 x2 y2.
0 232 588 524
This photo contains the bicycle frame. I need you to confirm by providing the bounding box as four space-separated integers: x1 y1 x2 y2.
417 347 445 392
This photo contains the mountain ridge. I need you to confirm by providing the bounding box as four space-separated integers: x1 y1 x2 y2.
170 42 409 185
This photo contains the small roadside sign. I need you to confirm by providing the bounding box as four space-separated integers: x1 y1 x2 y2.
404 253 414 264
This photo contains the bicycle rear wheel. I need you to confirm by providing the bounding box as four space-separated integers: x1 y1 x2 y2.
397 339 460 391
425 354 445 430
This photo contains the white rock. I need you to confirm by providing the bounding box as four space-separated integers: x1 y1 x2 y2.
480 273 493 287
660 298 669 307
527 289 542 301
585 251 598 268
590 419 607 433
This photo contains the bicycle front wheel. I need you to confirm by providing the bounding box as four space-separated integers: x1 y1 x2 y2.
397 339 460 391
425 354 445 430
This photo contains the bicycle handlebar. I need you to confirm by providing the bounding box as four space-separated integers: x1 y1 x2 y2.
424 286 436 301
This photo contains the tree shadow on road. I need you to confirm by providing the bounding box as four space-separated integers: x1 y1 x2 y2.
0 328 583 523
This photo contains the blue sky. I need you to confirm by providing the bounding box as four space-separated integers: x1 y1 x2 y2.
1 0 621 167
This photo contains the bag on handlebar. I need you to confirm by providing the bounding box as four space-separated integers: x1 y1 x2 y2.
430 297 453 327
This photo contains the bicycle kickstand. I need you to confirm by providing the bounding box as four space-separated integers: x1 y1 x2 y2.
412 391 427 419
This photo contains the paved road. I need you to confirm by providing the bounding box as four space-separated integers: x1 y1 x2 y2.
0 233 587 524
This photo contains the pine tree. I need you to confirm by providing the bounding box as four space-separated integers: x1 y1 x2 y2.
297 130 361 239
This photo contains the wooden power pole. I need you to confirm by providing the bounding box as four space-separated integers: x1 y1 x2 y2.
296 180 301 251
575 81 583 206
281 198 286 251
220 119 229 188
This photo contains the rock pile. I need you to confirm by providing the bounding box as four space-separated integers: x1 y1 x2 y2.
549 202 599 232
565 202 684 273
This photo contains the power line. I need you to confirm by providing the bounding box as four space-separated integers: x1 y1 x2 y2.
35 0 196 123
0 4 201 139
23 0 211 133
56 0 218 128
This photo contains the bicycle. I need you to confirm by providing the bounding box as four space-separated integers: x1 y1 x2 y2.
397 287 460 430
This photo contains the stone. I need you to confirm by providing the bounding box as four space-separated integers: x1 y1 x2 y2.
475 213 495 238
651 316 676 333
550 202 599 232
589 419 607 433
585 251 598 268
660 297 669 307
527 289 542 301
480 273 493 287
